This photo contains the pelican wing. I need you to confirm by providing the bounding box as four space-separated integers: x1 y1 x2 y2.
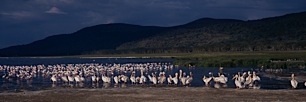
291 80 298 88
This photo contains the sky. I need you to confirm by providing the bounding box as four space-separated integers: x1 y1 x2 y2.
1 0 306 49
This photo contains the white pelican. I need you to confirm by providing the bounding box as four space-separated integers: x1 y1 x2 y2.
91 74 97 83
202 75 212 87
158 72 166 84
232 74 242 89
136 77 140 83
68 75 74 84
105 76 111 83
96 75 101 83
167 75 172 84
179 70 186 86
244 72 253 88
140 75 146 84
61 74 68 83
74 75 80 83
152 73 157 85
130 71 136 84
51 74 57 83
252 72 261 89
172 73 179 85
120 75 128 83
252 72 260 81
140 70 146 84
102 74 110 83
185 72 193 86
291 73 298 89
114 76 119 84
148 74 153 83
240 72 247 85
213 73 227 84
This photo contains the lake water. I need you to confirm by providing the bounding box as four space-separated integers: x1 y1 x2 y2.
0 57 305 92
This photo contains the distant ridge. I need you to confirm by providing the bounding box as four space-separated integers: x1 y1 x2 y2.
0 11 306 56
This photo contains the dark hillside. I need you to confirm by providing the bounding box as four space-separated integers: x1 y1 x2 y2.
0 11 306 56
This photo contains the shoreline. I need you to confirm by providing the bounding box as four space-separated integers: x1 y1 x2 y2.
0 87 305 101
1 51 305 68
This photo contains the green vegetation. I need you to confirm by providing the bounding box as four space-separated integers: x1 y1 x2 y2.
78 51 306 68
117 12 306 52
172 51 306 68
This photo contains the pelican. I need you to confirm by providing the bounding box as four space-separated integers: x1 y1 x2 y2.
240 72 247 85
51 74 57 83
158 72 166 84
202 75 212 87
167 75 172 84
96 75 101 83
136 77 140 84
290 73 298 89
244 72 253 88
102 74 111 83
252 72 261 89
148 74 153 83
172 73 179 85
213 73 227 84
74 75 80 83
120 75 128 83
61 73 68 83
252 72 260 81
130 71 136 84
67 75 74 84
152 73 157 85
140 70 146 84
105 76 111 83
232 74 242 89
91 74 97 83
185 72 193 86
179 70 186 86
114 76 119 84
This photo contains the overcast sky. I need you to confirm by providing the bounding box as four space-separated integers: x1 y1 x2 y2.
1 0 306 48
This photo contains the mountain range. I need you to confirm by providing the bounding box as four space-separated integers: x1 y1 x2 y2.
0 11 306 56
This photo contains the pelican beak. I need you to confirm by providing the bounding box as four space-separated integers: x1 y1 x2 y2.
232 75 237 80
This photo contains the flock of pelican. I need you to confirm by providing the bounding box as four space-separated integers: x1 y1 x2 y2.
201 68 262 89
231 71 261 89
0 63 193 88
0 63 305 89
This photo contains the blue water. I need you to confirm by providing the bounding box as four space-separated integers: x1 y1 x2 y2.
0 57 304 92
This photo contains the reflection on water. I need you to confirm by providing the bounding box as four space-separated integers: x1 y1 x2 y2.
0 58 305 92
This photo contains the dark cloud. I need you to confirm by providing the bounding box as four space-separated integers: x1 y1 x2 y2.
1 0 306 48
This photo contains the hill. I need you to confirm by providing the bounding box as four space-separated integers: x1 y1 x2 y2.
0 11 306 56
116 12 306 53
0 24 167 56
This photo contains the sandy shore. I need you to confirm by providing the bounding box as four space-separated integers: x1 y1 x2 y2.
0 87 305 102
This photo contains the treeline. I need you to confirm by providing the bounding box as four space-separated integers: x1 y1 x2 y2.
172 52 306 68
173 58 306 68
90 42 306 55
